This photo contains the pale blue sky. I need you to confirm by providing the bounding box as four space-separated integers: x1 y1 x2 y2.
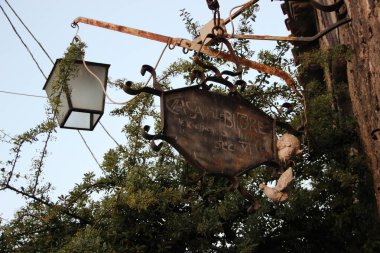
0 0 288 221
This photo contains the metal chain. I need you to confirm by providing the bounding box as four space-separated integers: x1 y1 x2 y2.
206 0 219 11
206 0 224 37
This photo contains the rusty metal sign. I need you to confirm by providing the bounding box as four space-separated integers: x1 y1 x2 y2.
161 86 276 177
124 63 281 211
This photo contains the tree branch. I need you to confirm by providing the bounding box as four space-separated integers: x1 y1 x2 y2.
4 184 92 225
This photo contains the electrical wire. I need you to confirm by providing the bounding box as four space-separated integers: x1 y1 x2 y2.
4 0 54 64
75 35 169 104
77 130 102 168
2 3 169 168
229 3 247 38
0 90 47 98
0 4 103 170
144 43 169 86
0 89 160 107
99 122 120 146
0 4 47 79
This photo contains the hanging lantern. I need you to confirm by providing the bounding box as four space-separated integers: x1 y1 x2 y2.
43 59 110 131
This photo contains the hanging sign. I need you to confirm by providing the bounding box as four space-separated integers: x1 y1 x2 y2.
161 86 276 177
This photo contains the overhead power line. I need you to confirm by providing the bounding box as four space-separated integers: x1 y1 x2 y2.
4 0 54 64
0 3 105 170
0 90 47 98
0 4 47 79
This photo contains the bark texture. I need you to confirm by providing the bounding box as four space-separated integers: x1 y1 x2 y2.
282 0 380 219
339 0 380 219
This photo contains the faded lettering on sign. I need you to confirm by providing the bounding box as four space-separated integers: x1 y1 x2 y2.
162 87 275 176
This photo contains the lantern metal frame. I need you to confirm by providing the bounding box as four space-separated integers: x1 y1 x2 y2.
43 59 110 131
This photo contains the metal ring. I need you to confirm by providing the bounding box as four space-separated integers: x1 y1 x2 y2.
71 22 78 28
212 26 224 37
168 43 176 50
213 10 221 27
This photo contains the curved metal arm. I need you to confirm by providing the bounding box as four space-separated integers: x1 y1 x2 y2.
123 81 162 96
194 55 221 78
141 125 165 151
72 16 303 98
216 37 243 77
190 69 213 90
123 64 164 96
227 17 351 43
206 76 236 91
140 65 163 92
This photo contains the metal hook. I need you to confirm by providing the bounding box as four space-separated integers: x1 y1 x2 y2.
216 37 242 77
235 79 247 92
205 75 236 92
194 34 243 78
194 55 221 77
71 22 80 39
141 65 163 92
123 81 161 96
190 69 206 84
141 125 165 151
190 70 213 90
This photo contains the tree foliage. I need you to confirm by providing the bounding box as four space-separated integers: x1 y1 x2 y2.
1 5 380 253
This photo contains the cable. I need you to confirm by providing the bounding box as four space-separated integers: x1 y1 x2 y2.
0 6 102 171
0 90 47 98
4 0 54 64
99 122 120 146
0 4 47 79
76 35 169 105
77 130 102 169
0 129 14 141
144 43 169 86
229 3 247 38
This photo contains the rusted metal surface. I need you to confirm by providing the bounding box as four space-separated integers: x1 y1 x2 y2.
72 17 173 45
124 60 281 211
125 66 278 177
72 16 302 98
161 86 277 177
227 17 351 43
222 0 259 25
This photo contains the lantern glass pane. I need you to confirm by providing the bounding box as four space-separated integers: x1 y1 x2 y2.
93 114 101 125
43 59 110 131
43 71 70 126
56 91 70 125
64 111 90 129
70 64 106 111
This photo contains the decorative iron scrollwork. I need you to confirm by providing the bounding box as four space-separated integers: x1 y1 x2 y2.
141 125 166 152
124 25 304 213
123 65 163 97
